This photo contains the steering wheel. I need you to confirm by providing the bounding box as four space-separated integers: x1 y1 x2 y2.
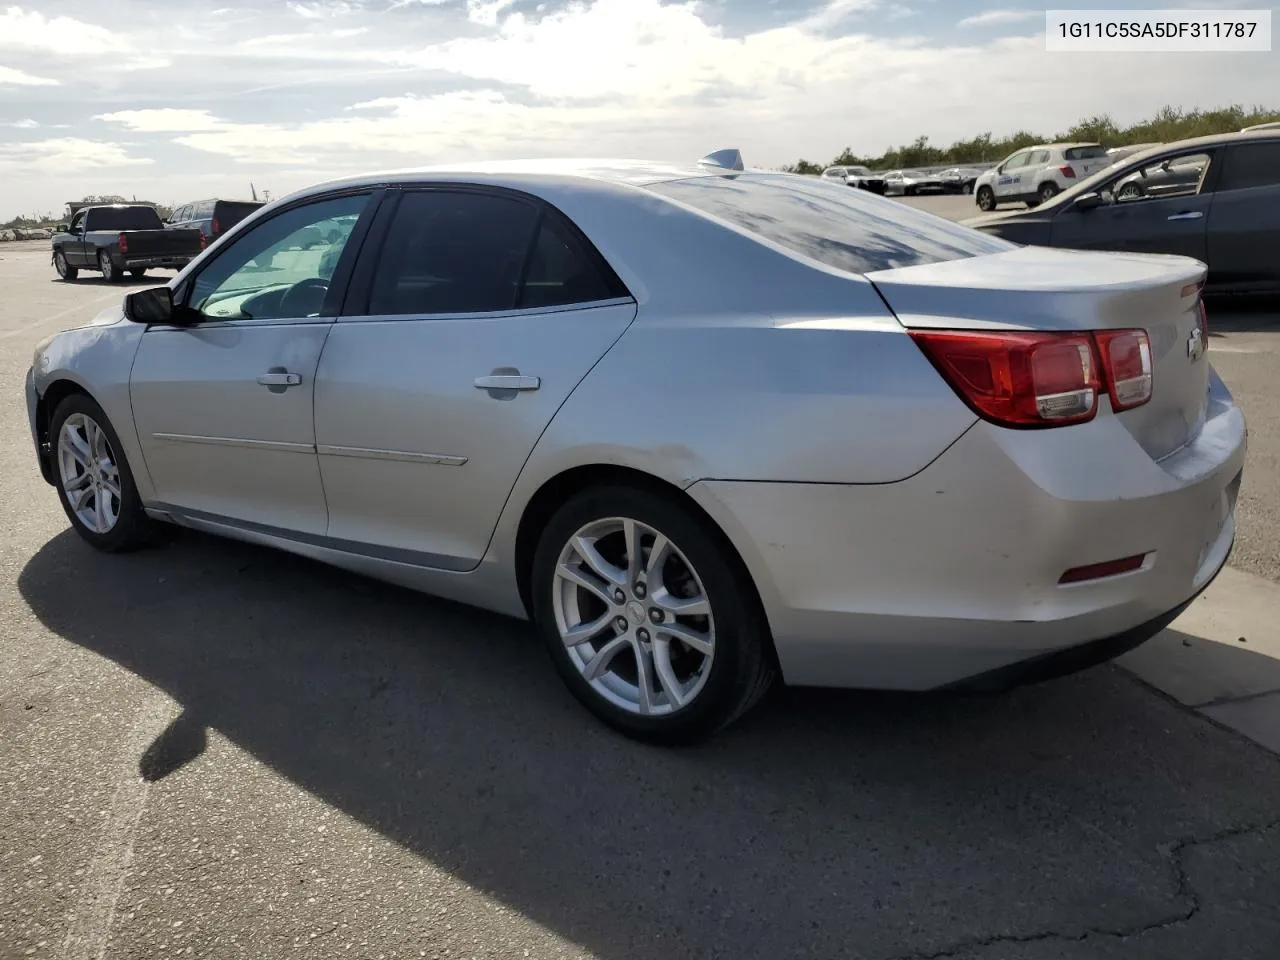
278 277 329 317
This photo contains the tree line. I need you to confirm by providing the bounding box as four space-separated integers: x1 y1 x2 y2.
783 104 1280 174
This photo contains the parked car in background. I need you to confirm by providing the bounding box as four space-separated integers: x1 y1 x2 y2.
167 198 264 247
819 165 887 194
937 167 983 194
1105 142 1164 165
1240 121 1280 132
52 204 203 282
964 130 1280 294
25 150 1244 743
882 169 944 196
973 143 1111 211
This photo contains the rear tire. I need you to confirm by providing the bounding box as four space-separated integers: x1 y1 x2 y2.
976 186 996 211
54 250 78 281
531 485 776 745
98 250 123 283
49 393 156 552
1037 181 1060 203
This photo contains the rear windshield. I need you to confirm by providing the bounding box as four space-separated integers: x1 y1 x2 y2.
214 201 263 227
85 206 164 231
646 174 1013 275
1065 145 1107 160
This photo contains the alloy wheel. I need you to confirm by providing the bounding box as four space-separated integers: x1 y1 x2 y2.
551 516 715 716
57 412 122 534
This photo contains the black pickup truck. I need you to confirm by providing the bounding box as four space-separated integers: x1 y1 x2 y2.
52 204 203 282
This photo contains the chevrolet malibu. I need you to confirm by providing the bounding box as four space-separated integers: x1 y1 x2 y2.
25 151 1245 744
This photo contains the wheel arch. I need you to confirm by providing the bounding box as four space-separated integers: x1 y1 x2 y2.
33 377 95 485
512 463 777 665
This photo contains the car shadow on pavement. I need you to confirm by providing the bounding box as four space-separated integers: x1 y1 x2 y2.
18 528 1280 959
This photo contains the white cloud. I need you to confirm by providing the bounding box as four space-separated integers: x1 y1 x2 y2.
95 108 225 132
0 138 152 176
958 9 1039 28
4 117 40 127
0 6 130 55
466 0 518 27
0 64 56 85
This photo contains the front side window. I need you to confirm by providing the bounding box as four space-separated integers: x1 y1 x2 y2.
1218 142 1280 191
646 174 1014 276
1108 151 1213 204
188 192 370 322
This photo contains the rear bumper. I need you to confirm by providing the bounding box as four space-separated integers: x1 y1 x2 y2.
687 375 1247 691
122 255 192 270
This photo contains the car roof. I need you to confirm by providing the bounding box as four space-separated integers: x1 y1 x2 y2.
293 158 733 200
1107 129 1280 168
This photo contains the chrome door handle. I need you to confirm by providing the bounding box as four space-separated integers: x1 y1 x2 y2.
1167 211 1203 221
473 375 540 391
257 372 302 387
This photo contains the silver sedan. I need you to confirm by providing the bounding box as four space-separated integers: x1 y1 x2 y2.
26 153 1246 743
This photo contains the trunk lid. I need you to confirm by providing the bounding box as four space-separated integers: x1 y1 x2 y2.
866 245 1210 461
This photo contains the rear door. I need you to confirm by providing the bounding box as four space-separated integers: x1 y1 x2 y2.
1049 147 1218 261
314 187 637 571
1205 139 1280 290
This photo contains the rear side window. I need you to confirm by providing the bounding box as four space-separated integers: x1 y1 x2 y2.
1219 142 1280 191
646 174 1013 275
214 201 262 229
519 214 624 309
1065 146 1107 160
1030 150 1050 164
367 191 540 315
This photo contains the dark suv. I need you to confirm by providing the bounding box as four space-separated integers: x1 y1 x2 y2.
167 198 264 247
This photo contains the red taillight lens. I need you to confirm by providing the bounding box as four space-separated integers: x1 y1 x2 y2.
909 330 1100 428
199 231 208 250
117 232 128 254
912 327 1156 428
1059 553 1148 584
1199 298 1209 343
211 217 221 235
1095 329 1153 410
1059 164 1076 178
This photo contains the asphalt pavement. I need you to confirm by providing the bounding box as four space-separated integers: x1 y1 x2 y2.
3 217 1280 960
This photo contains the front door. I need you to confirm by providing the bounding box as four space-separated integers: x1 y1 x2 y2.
1051 148 1216 262
314 187 637 571
994 151 1032 201
1205 140 1280 289
129 191 375 535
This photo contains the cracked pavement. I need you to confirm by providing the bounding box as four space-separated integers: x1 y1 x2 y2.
4 234 1280 959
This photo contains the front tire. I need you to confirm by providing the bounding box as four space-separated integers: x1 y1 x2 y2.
99 250 123 283
129 268 147 279
976 186 996 211
50 394 154 552
531 485 776 745
54 250 78 281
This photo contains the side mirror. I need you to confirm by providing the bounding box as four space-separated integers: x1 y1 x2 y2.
124 286 189 326
1072 192 1103 212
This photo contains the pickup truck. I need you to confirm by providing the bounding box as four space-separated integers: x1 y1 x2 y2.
52 204 203 282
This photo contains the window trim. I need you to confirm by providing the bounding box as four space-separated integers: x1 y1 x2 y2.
169 187 385 328
339 182 634 322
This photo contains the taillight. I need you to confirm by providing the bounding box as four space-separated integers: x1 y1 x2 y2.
1199 298 1209 343
199 231 208 250
911 327 1154 429
117 232 128 254
211 217 221 235
909 330 1100 428
1058 164 1076 178
1095 330 1153 410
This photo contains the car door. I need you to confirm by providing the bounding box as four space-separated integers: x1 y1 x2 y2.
994 151 1031 200
65 211 90 265
1205 139 1280 290
128 190 378 535
314 186 637 571
1050 148 1217 261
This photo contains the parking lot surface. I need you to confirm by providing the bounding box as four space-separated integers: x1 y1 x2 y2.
3 208 1280 960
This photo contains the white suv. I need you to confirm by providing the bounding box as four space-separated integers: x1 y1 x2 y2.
972 142 1111 211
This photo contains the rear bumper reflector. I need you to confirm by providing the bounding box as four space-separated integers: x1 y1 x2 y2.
1059 553 1148 584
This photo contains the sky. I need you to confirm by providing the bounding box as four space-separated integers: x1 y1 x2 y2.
0 0 1277 218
